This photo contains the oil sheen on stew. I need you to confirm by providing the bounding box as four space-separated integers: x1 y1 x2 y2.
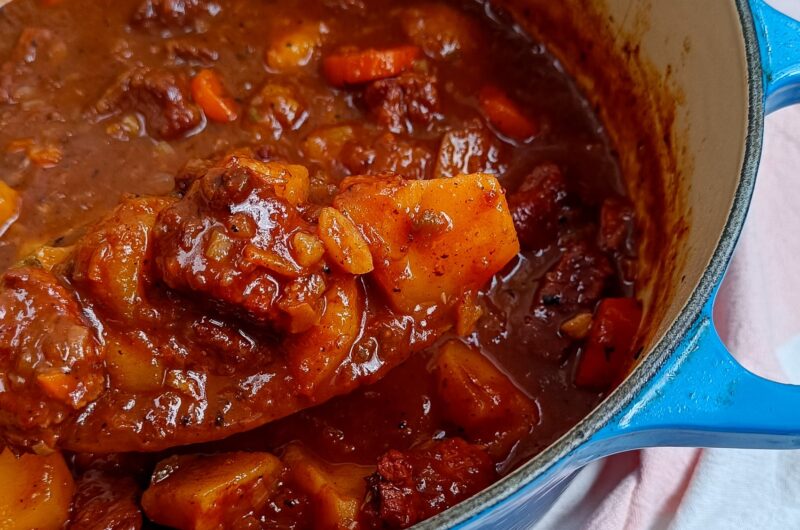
0 0 642 528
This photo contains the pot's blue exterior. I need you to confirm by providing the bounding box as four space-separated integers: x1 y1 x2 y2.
597 0 800 453
431 2 800 529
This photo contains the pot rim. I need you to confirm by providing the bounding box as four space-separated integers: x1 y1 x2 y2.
420 1 765 527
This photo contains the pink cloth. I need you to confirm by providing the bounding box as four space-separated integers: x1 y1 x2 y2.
534 104 800 529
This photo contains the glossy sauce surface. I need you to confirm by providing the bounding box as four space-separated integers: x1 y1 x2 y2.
0 0 639 528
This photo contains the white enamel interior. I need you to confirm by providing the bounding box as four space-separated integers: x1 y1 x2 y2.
602 0 752 345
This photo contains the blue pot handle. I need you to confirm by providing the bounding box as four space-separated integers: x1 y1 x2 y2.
592 290 800 452
750 0 800 111
589 1 800 453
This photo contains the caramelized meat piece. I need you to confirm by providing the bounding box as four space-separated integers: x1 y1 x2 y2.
0 267 105 452
0 159 518 453
508 163 569 250
95 67 203 139
132 0 221 31
367 439 495 529
434 124 506 178
142 452 282 530
524 243 614 361
153 156 324 331
70 470 142 530
342 132 435 180
537 243 613 311
365 72 440 134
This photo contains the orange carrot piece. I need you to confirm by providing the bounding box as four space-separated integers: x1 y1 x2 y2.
575 297 643 391
322 45 420 86
191 69 239 123
478 85 538 141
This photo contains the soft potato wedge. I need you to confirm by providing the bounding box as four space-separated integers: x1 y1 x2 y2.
283 444 373 530
334 174 519 313
141 452 283 530
0 449 75 530
266 21 328 72
0 181 19 235
434 340 539 459
287 276 363 396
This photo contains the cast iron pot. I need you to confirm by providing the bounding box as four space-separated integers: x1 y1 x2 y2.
421 1 800 528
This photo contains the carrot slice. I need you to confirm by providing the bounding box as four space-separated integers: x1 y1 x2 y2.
478 85 538 141
575 297 642 391
322 45 420 86
191 69 239 123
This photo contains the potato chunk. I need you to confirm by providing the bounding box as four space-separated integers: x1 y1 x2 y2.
318 207 374 274
0 449 75 530
399 4 479 60
141 452 283 530
434 340 539 458
283 444 373 530
286 276 363 396
0 180 19 235
266 21 328 72
334 174 519 312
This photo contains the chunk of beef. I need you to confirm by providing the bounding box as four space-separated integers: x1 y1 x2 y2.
342 132 434 180
0 267 105 452
520 242 613 361
95 67 203 139
366 438 496 529
132 0 221 32
537 243 613 310
434 123 506 178
365 72 440 134
153 155 326 332
69 470 142 530
508 163 568 250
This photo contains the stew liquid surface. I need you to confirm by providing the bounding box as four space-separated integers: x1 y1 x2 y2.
0 0 642 528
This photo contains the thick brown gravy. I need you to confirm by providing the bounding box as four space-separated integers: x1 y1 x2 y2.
0 0 641 528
